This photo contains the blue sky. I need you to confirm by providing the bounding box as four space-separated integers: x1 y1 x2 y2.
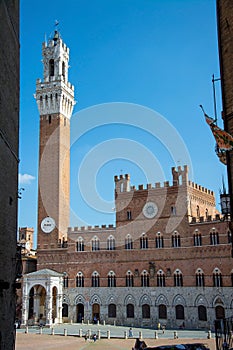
19 0 226 242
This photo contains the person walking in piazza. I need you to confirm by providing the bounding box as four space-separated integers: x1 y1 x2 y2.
129 327 133 337
162 324 166 333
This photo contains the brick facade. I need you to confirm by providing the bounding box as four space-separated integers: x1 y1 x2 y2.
37 165 232 329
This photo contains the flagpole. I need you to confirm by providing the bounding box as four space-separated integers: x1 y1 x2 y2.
212 74 221 125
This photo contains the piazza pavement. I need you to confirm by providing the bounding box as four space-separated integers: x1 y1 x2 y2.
15 323 217 350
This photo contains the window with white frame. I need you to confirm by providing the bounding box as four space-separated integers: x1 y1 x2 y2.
76 271 84 287
194 230 202 246
126 270 134 287
125 235 133 250
155 232 164 248
140 234 148 249
92 236 100 251
108 271 116 287
174 269 183 287
196 268 205 287
157 269 165 287
210 229 219 245
76 237 84 251
141 270 149 287
107 235 115 250
213 268 222 287
92 271 100 287
172 231 181 248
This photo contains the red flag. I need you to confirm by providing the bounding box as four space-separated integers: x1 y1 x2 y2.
205 115 233 151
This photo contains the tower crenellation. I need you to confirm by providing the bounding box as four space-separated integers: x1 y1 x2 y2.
114 166 215 197
114 173 131 194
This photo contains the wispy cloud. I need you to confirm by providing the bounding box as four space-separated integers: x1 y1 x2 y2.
19 173 36 185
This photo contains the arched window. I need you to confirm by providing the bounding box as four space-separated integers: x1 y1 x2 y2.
159 304 167 319
176 305 184 320
171 206 176 216
196 205 200 218
126 304 134 318
108 304 116 318
108 271 116 287
157 270 165 287
142 304 150 319
62 303 68 317
210 229 219 245
92 236 100 251
194 230 202 246
127 210 132 220
155 232 164 248
49 59 54 76
141 270 149 287
198 305 207 321
126 270 134 287
125 235 133 250
174 269 183 287
76 237 84 252
107 235 115 250
228 231 232 243
196 269 205 287
62 61 65 78
92 271 100 287
172 231 181 247
63 273 69 288
140 234 148 249
213 268 222 287
205 208 208 219
215 305 225 319
76 272 84 287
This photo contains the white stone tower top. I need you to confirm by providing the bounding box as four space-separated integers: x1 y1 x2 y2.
35 30 75 119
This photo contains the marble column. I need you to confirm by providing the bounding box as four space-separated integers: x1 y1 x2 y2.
33 293 40 321
57 293 63 324
45 282 53 326
21 279 29 326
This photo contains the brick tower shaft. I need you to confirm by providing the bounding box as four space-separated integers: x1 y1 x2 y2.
35 30 75 251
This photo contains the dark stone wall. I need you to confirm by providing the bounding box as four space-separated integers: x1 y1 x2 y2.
0 0 20 348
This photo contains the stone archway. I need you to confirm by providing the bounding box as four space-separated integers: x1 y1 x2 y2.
76 303 84 323
22 269 64 326
215 305 225 319
92 304 100 323
28 284 46 324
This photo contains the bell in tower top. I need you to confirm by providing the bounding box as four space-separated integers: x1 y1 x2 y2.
41 27 70 83
53 30 60 45
35 26 75 119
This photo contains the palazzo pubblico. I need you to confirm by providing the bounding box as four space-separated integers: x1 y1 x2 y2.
20 27 233 329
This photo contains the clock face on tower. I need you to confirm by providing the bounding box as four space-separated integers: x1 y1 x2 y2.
41 217 56 233
143 202 158 219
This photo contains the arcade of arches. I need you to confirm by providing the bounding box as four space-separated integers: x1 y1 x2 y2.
22 270 227 327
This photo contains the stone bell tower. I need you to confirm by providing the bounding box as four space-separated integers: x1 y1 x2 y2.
35 30 75 251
